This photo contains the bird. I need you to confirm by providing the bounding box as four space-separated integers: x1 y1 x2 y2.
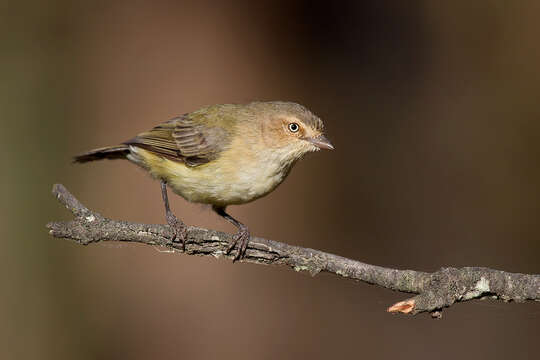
74 101 333 261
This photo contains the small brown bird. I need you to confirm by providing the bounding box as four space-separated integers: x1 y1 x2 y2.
74 101 333 260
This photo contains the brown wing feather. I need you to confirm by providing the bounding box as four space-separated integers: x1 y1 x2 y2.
124 114 231 166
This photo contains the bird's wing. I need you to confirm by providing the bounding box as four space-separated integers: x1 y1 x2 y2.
124 113 231 167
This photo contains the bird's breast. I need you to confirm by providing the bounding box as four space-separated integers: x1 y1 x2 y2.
130 144 294 206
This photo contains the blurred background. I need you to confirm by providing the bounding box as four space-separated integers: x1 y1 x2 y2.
2 0 539 359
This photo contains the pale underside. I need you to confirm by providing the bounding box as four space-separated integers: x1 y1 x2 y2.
126 137 303 207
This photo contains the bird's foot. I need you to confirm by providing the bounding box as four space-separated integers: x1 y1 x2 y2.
166 211 187 251
226 227 250 262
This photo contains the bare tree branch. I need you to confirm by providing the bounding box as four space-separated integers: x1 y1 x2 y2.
47 184 539 318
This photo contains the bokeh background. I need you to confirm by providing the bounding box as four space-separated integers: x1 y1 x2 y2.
2 1 539 359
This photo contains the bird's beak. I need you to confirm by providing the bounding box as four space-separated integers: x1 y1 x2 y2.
305 135 334 150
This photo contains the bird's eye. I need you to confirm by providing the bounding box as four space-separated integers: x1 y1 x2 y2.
288 123 300 133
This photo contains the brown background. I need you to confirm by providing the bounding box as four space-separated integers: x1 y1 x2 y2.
2 1 539 359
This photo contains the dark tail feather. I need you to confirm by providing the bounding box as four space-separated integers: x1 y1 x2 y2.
73 145 130 163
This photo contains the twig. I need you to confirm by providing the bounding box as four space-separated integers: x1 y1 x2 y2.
47 184 540 318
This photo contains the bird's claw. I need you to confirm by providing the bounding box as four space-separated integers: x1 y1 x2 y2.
226 228 250 262
166 212 187 251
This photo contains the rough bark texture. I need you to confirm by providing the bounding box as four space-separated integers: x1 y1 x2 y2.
47 184 540 318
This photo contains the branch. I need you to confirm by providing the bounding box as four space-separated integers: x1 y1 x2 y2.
47 184 539 318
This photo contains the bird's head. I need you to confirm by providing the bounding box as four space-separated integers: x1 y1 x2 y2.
247 101 333 163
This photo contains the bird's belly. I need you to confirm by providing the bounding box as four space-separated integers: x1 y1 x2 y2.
131 148 287 206
169 167 284 206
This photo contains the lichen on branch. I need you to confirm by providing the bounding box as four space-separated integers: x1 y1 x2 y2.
47 184 540 318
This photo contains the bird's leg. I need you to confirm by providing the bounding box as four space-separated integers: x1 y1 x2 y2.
212 205 250 262
160 180 187 250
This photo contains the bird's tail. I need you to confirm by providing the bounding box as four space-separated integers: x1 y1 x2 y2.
73 145 130 163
